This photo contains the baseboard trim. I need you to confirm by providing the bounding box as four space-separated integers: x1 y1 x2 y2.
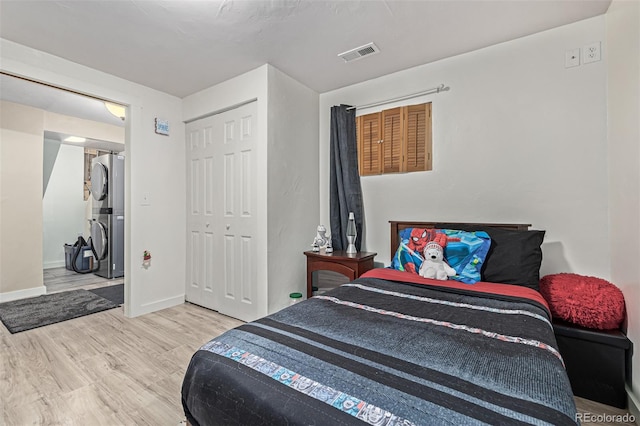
628 387 639 420
43 260 66 269
127 294 185 318
0 286 46 302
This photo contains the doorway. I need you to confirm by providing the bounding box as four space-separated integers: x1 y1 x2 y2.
0 73 127 297
43 140 125 294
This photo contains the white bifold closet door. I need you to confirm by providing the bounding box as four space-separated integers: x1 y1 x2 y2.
185 101 258 322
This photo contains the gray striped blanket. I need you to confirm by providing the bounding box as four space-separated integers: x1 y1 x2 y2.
182 275 577 425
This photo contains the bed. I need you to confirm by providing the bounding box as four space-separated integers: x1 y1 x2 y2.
182 221 578 425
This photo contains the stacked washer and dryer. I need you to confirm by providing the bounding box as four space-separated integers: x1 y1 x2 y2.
90 153 125 279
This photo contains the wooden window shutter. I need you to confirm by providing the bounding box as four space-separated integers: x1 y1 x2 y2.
382 107 403 174
357 112 382 175
356 101 432 176
404 103 432 172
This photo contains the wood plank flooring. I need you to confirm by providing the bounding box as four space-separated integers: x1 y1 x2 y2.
576 396 637 425
44 267 123 294
0 302 242 425
0 299 636 425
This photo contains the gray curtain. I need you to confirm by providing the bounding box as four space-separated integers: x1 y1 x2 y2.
330 105 364 251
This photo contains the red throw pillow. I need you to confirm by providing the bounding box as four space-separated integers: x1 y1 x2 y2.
539 273 626 330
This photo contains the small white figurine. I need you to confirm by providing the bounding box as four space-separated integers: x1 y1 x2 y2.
312 225 333 252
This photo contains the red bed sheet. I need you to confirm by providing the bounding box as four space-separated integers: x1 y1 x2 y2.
361 268 550 312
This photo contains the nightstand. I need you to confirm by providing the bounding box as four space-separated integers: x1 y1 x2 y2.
304 250 377 298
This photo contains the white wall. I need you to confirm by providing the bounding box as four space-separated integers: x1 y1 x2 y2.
319 17 608 279
45 110 125 143
0 101 46 300
606 0 640 414
267 65 319 311
42 142 85 269
1 39 185 317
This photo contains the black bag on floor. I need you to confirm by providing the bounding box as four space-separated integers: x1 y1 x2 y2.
63 236 99 273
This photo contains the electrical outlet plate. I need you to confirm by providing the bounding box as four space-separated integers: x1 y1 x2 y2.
583 42 601 64
565 48 580 68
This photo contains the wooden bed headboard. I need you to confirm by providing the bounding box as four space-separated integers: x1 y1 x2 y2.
389 221 531 261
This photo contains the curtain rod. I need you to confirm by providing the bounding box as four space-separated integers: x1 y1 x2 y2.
346 84 449 111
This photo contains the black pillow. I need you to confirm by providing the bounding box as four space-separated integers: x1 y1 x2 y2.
436 224 545 291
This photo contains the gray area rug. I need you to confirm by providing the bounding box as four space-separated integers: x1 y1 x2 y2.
0 289 118 334
89 284 124 306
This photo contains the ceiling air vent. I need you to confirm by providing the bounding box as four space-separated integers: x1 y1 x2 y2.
338 43 380 63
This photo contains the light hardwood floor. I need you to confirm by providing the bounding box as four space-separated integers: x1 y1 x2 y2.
1 300 636 425
0 302 242 425
576 396 638 425
44 267 124 294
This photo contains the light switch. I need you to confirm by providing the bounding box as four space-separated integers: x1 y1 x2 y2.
141 192 151 206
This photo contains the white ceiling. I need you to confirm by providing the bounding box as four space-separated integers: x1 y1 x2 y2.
0 73 126 127
0 73 126 150
0 0 612 99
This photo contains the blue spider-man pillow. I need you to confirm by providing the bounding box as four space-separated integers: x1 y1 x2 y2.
390 228 491 284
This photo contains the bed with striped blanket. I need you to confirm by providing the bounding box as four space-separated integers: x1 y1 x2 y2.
181 268 577 425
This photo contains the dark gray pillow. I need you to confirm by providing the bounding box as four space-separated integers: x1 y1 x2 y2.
436 224 545 291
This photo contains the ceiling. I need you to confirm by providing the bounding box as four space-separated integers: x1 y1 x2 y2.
0 72 125 150
0 0 612 99
0 73 126 127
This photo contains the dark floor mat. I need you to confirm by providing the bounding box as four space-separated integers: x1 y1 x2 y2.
0 289 118 334
88 284 124 306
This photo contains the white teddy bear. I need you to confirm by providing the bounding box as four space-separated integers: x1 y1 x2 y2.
419 242 456 280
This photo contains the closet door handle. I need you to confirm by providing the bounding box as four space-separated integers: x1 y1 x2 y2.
226 224 231 230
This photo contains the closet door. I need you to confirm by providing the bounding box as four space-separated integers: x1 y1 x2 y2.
186 114 218 311
185 101 258 321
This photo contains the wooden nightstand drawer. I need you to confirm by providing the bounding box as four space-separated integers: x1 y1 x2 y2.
304 250 376 298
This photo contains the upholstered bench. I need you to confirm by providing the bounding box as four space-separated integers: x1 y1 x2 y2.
553 320 633 408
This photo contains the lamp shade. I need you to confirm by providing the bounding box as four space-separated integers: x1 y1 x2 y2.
105 102 126 120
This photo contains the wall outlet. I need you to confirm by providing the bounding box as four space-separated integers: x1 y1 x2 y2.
583 42 601 64
565 48 580 68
